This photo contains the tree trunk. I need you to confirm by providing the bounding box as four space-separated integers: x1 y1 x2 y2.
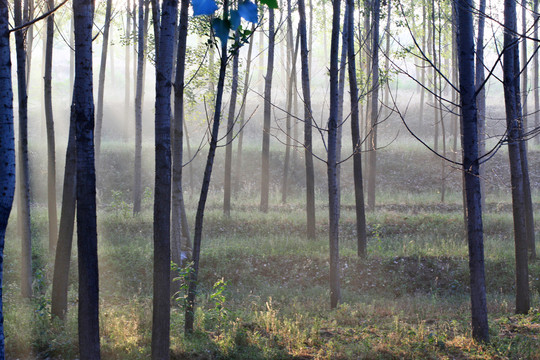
534 0 539 145
281 0 297 205
456 0 489 342
419 5 426 126
0 2 15 354
73 0 100 356
298 0 316 239
51 119 77 320
171 0 191 273
223 32 240 216
522 0 536 260
367 0 380 210
14 0 33 299
151 0 177 357
125 0 132 141
133 0 145 215
235 24 255 194
185 0 230 334
25 0 33 86
475 0 486 208
260 8 275 213
95 0 113 165
44 0 58 253
328 0 342 309
503 0 530 315
347 0 367 258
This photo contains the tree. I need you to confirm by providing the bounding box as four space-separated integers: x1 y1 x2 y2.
328 0 342 309
133 0 145 214
72 0 100 355
95 0 113 164
503 0 530 315
455 0 489 342
346 0 367 257
0 0 15 354
44 0 58 252
14 0 32 299
151 0 178 357
51 119 77 319
235 24 255 194
367 0 380 210
172 0 191 269
223 30 240 217
298 0 316 239
260 8 275 213
475 0 486 207
185 0 262 333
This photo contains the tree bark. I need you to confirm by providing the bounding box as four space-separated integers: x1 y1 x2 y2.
235 25 255 194
95 0 113 165
475 0 486 208
185 0 230 333
171 0 191 271
51 119 77 320
298 0 316 239
151 0 177 357
133 0 145 214
503 0 530 315
347 0 367 258
14 0 33 299
223 32 240 216
260 8 275 213
0 2 15 354
328 0 342 309
367 0 380 210
535 0 540 145
44 0 58 253
73 0 100 356
456 0 490 342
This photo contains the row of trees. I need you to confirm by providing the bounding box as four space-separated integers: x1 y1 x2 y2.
0 0 538 357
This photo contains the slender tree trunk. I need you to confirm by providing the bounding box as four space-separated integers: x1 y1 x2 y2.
235 25 255 194
308 0 313 73
367 0 380 210
347 0 367 258
521 0 528 132
521 0 536 260
95 0 113 165
51 119 77 319
171 0 191 271
476 0 486 208
282 0 296 204
223 32 240 216
456 0 490 342
25 0 33 87
73 0 100 356
151 0 177 357
260 8 275 213
383 0 391 117
0 2 15 354
125 0 132 141
44 0 57 253
70 15 74 94
534 0 539 145
503 0 530 315
185 0 230 334
328 0 342 309
298 0 316 239
133 0 145 215
419 5 426 126
336 2 349 198
14 0 32 299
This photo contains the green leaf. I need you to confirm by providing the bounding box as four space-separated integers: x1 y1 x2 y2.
260 0 278 9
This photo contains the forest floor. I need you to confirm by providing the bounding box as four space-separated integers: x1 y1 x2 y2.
3 144 540 359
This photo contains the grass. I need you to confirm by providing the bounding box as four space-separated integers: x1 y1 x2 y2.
3 142 540 359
